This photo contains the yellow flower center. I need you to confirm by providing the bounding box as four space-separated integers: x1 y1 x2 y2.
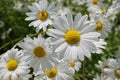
64 30 80 45
118 29 120 33
9 75 11 80
46 67 57 78
69 61 75 67
115 68 120 79
96 22 103 31
38 11 48 21
100 8 106 12
7 59 18 71
21 4 25 8
34 46 46 58
103 65 109 69
93 0 99 4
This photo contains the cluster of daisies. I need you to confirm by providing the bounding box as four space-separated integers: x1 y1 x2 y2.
94 48 120 80
0 0 120 80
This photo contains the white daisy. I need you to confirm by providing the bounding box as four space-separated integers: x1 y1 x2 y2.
47 11 101 61
95 58 111 72
104 58 120 80
25 0 57 32
90 14 112 38
0 48 30 80
86 0 107 18
18 35 58 72
13 1 28 12
86 0 103 6
67 60 81 74
106 0 120 22
34 61 74 80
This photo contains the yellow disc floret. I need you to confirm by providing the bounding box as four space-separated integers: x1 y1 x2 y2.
69 61 75 67
34 46 46 58
93 0 99 4
46 67 57 78
115 68 120 79
64 30 80 45
38 11 48 21
96 22 103 31
7 59 18 71
103 65 109 69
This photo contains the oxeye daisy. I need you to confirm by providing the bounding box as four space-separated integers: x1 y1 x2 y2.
104 59 120 80
18 35 58 72
86 0 103 6
13 1 28 12
106 0 120 22
95 58 111 72
67 60 81 74
47 11 101 61
0 48 30 80
90 15 112 38
25 0 57 32
34 61 74 80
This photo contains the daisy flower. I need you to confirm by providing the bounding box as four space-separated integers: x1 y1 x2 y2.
90 14 112 38
0 48 30 80
104 58 120 79
18 35 58 72
47 11 101 61
106 0 120 22
95 58 111 72
34 61 74 80
13 1 28 12
67 60 81 74
86 0 103 6
25 0 57 32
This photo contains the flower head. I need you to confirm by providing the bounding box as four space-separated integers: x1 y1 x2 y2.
47 11 101 61
25 0 57 32
18 35 58 72
0 48 30 80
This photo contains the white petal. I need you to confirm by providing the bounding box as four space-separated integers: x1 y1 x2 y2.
28 6 38 12
77 46 84 61
80 23 96 34
55 42 67 52
51 38 65 45
11 72 18 80
104 68 114 73
48 29 64 36
76 15 88 30
32 3 41 11
71 46 78 61
81 32 100 41
66 11 73 28
42 0 48 10
74 13 82 28
25 17 36 21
